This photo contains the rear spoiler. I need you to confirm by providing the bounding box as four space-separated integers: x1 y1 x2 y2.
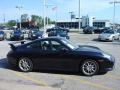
9 43 17 51
9 41 26 51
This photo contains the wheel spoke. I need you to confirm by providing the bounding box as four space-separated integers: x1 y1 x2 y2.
82 60 98 76
19 58 33 72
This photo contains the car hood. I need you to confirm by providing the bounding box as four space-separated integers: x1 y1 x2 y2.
99 33 112 37
76 45 102 53
13 33 21 36
0 34 4 36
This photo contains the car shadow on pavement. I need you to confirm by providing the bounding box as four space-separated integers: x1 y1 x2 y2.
0 58 105 77
0 58 85 76
35 69 85 76
0 58 17 71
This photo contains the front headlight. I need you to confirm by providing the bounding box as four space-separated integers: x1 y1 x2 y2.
38 36 41 38
33 34 36 36
10 34 13 37
103 53 111 59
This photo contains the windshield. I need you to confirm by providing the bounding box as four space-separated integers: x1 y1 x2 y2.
117 29 120 33
13 30 22 34
61 39 77 50
0 31 4 34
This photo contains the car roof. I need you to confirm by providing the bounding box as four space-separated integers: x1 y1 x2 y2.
36 37 64 41
20 37 64 47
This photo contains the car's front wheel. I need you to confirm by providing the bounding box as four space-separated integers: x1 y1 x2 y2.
18 57 33 72
81 60 99 76
112 36 115 41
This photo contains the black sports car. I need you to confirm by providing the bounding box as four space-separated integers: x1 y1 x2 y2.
10 30 24 40
7 37 115 76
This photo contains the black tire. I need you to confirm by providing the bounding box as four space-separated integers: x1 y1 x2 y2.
18 57 33 72
80 59 99 76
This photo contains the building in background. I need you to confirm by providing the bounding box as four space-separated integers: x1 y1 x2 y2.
56 15 89 29
93 20 110 28
56 21 81 29
81 15 89 27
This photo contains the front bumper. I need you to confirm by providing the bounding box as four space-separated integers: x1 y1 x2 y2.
98 36 112 41
99 55 115 72
0 37 4 40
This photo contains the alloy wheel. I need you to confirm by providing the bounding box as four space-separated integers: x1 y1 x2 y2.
81 60 99 76
18 58 33 72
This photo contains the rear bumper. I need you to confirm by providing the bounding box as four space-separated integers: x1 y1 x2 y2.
10 36 23 40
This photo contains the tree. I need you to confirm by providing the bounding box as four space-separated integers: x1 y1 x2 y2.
21 14 29 22
31 15 43 28
6 20 16 27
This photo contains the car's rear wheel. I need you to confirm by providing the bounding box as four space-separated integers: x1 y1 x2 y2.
18 57 33 72
81 60 99 76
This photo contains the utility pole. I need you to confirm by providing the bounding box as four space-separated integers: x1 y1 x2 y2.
69 12 74 22
16 6 23 29
109 0 120 30
44 0 46 31
78 0 81 33
3 14 5 24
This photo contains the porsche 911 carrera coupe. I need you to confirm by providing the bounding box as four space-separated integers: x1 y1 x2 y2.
7 37 115 76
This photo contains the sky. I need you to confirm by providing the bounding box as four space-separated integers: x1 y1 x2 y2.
0 0 120 23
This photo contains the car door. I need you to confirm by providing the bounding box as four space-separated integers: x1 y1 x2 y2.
25 40 54 69
45 40 78 71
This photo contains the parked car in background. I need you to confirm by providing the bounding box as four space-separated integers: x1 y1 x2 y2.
7 37 115 76
83 26 94 34
47 27 69 39
98 29 119 41
83 26 109 34
10 29 24 41
94 27 109 34
28 29 43 40
117 29 120 34
0 31 6 41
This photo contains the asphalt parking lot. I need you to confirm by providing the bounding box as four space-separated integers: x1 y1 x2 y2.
0 33 120 90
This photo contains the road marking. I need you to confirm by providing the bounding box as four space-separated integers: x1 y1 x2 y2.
11 71 48 86
59 75 113 90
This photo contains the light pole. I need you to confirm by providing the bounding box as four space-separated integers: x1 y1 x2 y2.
43 0 46 31
69 12 74 22
78 0 81 33
3 13 5 24
46 5 57 26
110 0 120 30
46 4 55 26
16 6 23 29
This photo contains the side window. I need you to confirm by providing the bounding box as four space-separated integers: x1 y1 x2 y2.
51 41 68 51
27 41 42 49
41 40 51 51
